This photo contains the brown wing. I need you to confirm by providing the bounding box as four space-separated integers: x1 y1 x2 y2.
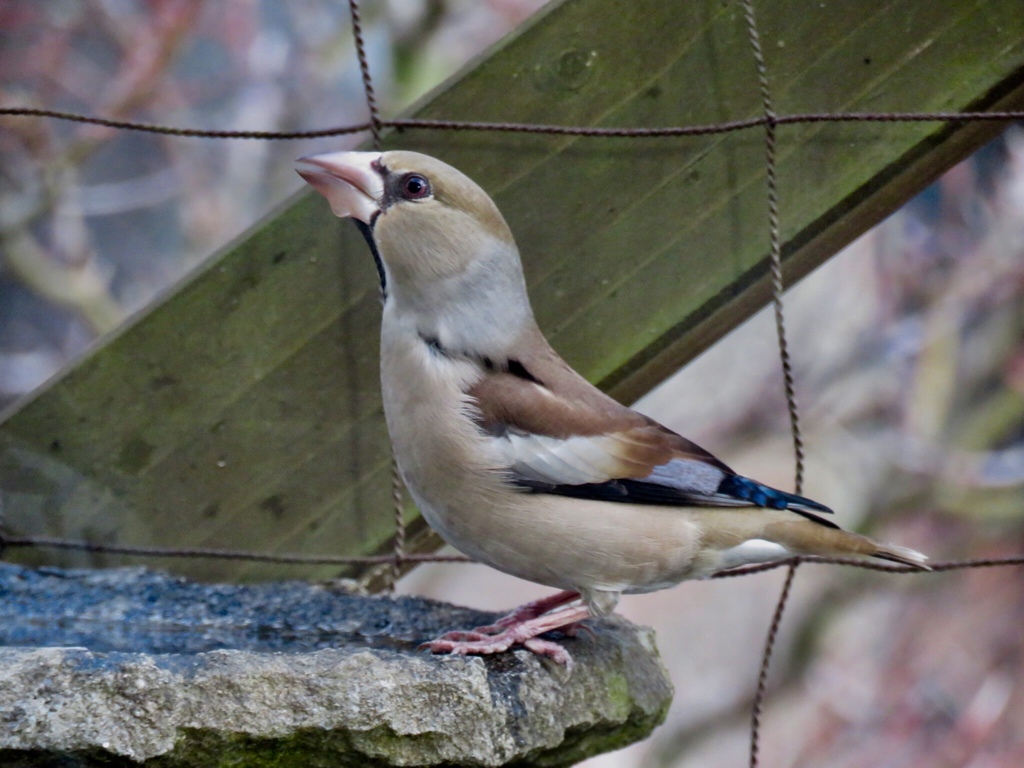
466 326 732 487
465 326 833 520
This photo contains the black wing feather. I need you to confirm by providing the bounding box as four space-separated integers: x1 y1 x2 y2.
514 475 839 529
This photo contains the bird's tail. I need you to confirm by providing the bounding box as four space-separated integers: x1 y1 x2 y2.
865 541 931 569
769 520 930 569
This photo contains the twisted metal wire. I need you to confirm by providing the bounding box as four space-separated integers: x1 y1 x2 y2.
741 1 804 764
346 0 403 590
347 0 383 149
3 531 1022 573
3 106 1023 140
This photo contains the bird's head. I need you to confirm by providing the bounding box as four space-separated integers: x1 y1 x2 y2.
297 150 535 353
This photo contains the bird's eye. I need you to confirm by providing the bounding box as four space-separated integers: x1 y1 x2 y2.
401 174 431 200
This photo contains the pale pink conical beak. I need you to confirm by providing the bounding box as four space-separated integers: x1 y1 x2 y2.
295 151 384 224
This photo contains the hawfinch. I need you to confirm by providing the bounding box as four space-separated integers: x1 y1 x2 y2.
297 150 927 668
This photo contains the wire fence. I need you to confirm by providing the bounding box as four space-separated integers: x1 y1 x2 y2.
2 530 1022 574
3 106 1022 140
2 0 1024 766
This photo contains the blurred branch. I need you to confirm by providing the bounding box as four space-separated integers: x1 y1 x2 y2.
0 1 203 340
1 227 123 334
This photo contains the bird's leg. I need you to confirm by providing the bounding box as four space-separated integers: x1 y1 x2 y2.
472 590 581 634
554 620 596 639
422 601 592 669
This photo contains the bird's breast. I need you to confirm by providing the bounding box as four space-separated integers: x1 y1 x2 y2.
378 316 508 536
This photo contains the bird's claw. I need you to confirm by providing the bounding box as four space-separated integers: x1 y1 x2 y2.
419 629 492 647
522 637 574 669
472 590 582 634
420 632 516 656
421 625 574 671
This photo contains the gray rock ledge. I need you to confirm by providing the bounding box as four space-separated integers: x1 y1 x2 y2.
0 563 671 767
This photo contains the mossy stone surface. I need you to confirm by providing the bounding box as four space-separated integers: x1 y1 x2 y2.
0 564 672 767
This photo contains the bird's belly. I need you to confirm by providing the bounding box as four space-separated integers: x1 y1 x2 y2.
416 489 711 594
382 383 711 591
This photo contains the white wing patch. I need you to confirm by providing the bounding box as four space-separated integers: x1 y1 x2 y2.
490 431 727 492
490 432 633 485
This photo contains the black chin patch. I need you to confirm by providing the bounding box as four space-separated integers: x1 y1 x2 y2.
353 219 387 299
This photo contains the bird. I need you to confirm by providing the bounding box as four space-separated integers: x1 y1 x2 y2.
296 149 928 669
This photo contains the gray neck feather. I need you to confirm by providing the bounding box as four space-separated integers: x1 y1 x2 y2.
386 243 535 358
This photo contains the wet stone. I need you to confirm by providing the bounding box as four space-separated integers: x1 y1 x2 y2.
0 563 672 767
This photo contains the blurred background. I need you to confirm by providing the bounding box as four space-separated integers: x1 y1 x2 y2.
2 1 1023 766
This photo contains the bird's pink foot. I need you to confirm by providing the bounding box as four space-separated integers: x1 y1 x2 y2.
423 599 592 669
425 629 493 644
421 629 519 657
422 623 574 669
